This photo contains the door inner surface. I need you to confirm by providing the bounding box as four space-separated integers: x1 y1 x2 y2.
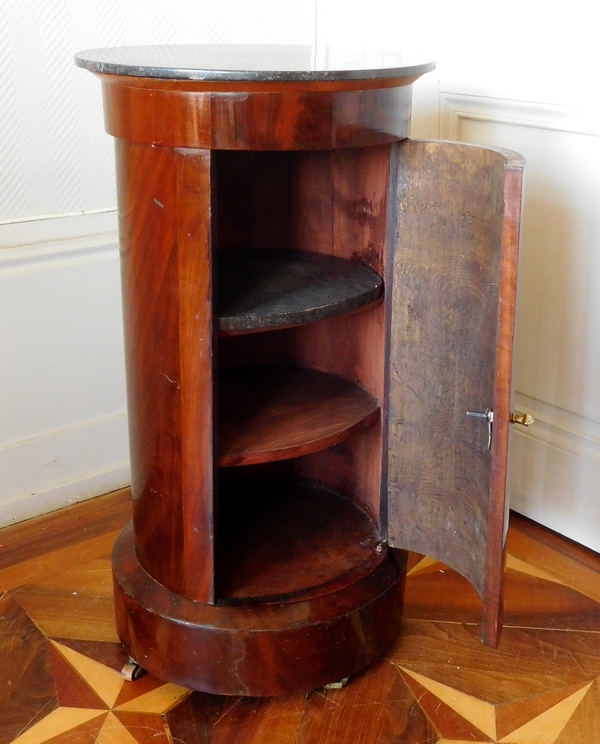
384 139 525 646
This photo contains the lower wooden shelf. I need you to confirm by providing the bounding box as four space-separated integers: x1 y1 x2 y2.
217 478 382 604
218 367 380 466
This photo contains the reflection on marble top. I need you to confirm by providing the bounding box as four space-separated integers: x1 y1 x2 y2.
74 44 435 81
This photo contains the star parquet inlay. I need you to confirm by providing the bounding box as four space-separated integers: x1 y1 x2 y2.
2 489 600 743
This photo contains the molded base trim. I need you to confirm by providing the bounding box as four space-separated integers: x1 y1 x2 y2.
113 522 405 696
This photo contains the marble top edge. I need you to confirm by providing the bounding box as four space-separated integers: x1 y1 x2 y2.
74 44 435 81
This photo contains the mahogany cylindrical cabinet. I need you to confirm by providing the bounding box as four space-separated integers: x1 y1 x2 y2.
76 45 524 695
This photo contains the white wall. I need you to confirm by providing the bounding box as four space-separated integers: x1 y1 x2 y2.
2 0 599 550
0 0 314 525
425 3 600 552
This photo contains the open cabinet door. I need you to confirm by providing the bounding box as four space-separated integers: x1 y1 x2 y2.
383 139 525 647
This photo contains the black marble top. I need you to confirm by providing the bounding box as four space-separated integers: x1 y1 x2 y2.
74 44 434 82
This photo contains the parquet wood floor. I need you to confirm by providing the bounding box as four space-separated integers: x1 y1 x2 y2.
2 489 600 743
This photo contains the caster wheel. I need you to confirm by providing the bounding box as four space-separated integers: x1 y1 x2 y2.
323 677 349 690
121 658 146 681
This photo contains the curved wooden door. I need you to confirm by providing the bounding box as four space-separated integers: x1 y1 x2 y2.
383 139 524 647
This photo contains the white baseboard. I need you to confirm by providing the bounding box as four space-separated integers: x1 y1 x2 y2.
440 92 600 140
0 209 118 248
0 463 130 528
510 393 600 553
0 413 130 528
0 211 128 526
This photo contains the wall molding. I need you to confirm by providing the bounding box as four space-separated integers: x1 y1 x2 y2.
0 209 118 250
440 92 600 140
510 395 600 553
513 392 600 466
440 91 600 552
0 232 119 277
0 463 130 528
0 209 119 276
0 412 130 527
0 209 127 526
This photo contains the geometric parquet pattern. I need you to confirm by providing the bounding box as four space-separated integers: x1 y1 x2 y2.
2 489 600 743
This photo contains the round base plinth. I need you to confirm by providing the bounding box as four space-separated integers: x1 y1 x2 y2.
112 522 405 696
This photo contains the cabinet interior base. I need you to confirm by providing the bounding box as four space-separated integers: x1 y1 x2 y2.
217 477 383 603
113 522 405 696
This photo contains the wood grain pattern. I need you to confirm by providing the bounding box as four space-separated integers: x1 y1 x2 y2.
55 640 128 676
42 714 108 744
49 643 108 710
112 521 404 696
99 74 413 150
497 683 591 743
117 139 184 596
285 145 391 523
0 595 58 744
483 157 525 648
3 496 600 742
388 619 600 704
109 712 169 744
216 478 382 603
553 678 600 743
495 681 593 741
116 141 216 604
13 709 107 744
403 557 600 631
176 148 216 606
0 489 130 575
398 667 496 741
218 367 379 466
166 692 306 744
209 144 390 524
298 660 438 744
384 139 524 646
507 513 600 604
13 558 119 643
0 531 120 594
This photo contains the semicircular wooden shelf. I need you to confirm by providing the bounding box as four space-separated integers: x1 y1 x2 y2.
217 249 383 334
218 366 380 467
217 477 383 604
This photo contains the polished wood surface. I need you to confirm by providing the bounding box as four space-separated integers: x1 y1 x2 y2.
117 139 216 605
216 249 383 333
107 62 409 695
99 74 414 150
218 367 380 466
483 152 525 648
216 478 382 602
285 145 391 524
384 140 525 646
86 51 523 697
4 491 600 743
113 521 403 696
212 144 390 524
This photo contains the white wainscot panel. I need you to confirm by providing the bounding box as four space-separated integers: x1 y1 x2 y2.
0 414 129 528
510 391 600 552
0 218 129 525
440 94 600 548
